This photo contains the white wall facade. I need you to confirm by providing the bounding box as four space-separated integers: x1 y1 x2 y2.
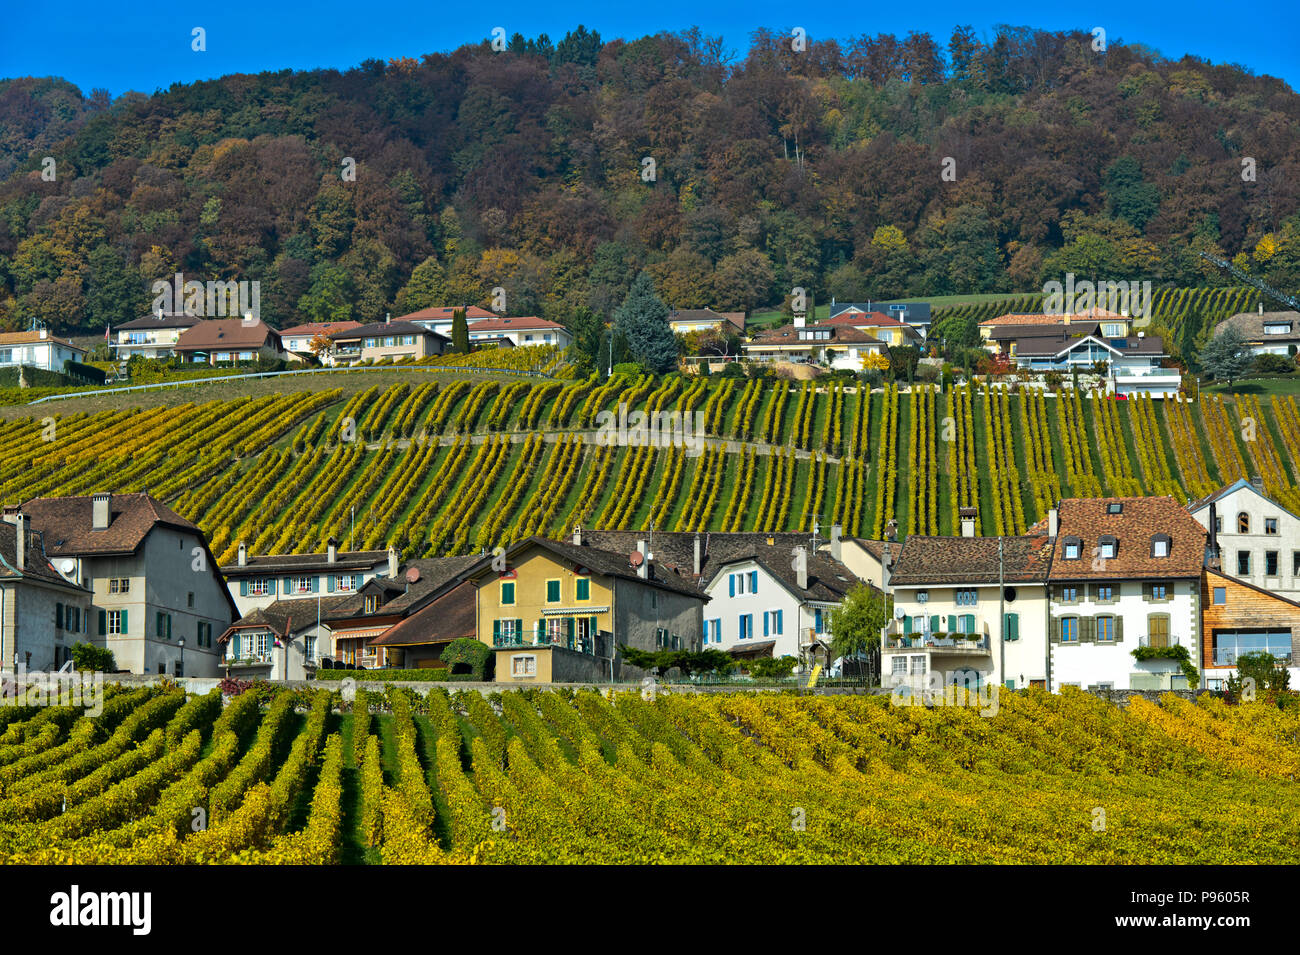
702 561 832 661
226 563 387 618
1189 483 1300 600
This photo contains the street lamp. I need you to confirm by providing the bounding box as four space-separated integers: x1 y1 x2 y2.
177 638 185 678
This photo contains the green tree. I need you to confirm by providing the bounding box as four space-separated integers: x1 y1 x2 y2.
829 584 890 685
451 307 469 354
613 271 677 373
1226 651 1291 700
71 642 116 672
1200 324 1253 389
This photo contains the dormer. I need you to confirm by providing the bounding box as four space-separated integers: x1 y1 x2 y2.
1150 533 1171 558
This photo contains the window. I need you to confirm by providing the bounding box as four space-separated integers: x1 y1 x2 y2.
1063 539 1081 560
500 581 515 605
305 636 316 662
545 618 567 643
706 619 721 644
1294 551 1300 577
1059 586 1079 604
1265 518 1279 535
1215 516 1223 533
248 578 268 596
364 595 378 614
1212 629 1293 666
575 577 590 601
105 610 126 635
1096 585 1115 602
892 657 907 677
1099 537 1117 559
1097 616 1116 642
1146 583 1169 601
294 576 313 594
1263 323 1293 335
1238 512 1250 534
1102 324 1126 338
155 612 172 639
109 578 130 594
1213 587 1226 605
657 627 670 648
402 335 415 346
1061 617 1079 643
187 592 194 608
1237 551 1251 576
1147 614 1170 648
334 574 356 592
1004 612 1019 641
1150 535 1170 558
496 618 519 644
197 621 212 648
908 656 925 675
738 615 753 640
764 609 784 635
651 591 657 610
511 655 536 677
546 579 561 603
955 589 978 606
1266 551 1279 576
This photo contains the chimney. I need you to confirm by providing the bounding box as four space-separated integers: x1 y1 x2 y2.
1048 506 1059 540
1 505 18 525
327 536 337 564
39 329 47 340
387 545 399 578
793 314 806 328
693 534 702 577
572 525 583 546
881 542 893 593
92 493 111 531
237 542 247 567
959 507 976 538
14 514 26 571
830 523 842 562
1259 302 1265 315
1063 313 1071 326
1250 475 1264 492
636 539 649 579
795 546 808 591
386 312 391 324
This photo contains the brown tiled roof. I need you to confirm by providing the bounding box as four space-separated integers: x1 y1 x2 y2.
980 308 1125 327
329 321 447 341
1049 497 1206 580
368 579 477 647
221 549 390 576
747 323 883 346
0 520 90 591
397 306 497 322
465 316 565 332
19 492 200 557
117 312 201 330
470 537 708 600
324 555 489 622
0 330 84 350
1002 324 1167 357
221 595 355 640
174 320 282 351
1218 310 1300 343
667 308 746 332
889 534 1055 586
824 311 908 328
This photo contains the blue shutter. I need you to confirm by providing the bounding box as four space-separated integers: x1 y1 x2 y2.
283 577 291 593
763 612 769 637
269 579 276 595
728 574 735 597
327 575 335 593
232 633 241 657
814 608 822 633
239 580 247 596
311 576 319 594
750 571 758 592
775 609 782 634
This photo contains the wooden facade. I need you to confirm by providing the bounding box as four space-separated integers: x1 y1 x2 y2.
1200 569 1300 669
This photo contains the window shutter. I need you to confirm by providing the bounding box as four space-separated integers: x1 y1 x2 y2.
902 614 912 634
232 633 241 657
1081 616 1096 643
493 619 500 641
240 580 247 596
120 610 128 634
98 609 106 635
516 619 523 642
566 617 574 644
311 576 319 594
328 576 335 593
283 577 291 593
775 609 782 634
1006 613 1019 641
750 571 758 592
964 614 975 634
763 612 769 637
1142 582 1152 601
729 574 735 597
167 615 173 639
1115 616 1124 642
1049 616 1061 643
590 615 599 638
56 603 63 629
268 579 276 595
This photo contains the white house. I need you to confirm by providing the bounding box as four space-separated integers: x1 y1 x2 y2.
667 308 746 336
830 302 931 339
1188 478 1300 600
988 320 1181 397
111 312 200 360
466 316 572 348
1047 496 1207 691
0 513 95 671
219 540 395 619
278 322 362 362
396 305 499 339
0 329 87 373
1215 308 1300 357
743 322 889 371
884 517 1054 692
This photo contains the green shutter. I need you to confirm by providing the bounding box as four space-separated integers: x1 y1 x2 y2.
311 576 319 594
328 575 335 593
929 615 939 633
1049 616 1061 643
964 614 975 634
120 610 128 634
98 609 106 635
1142 582 1152 601
493 619 501 643
156 611 163 638
902 614 912 634
1115 616 1124 643
283 577 291 593
566 616 575 647
240 580 247 596
1081 616 1096 643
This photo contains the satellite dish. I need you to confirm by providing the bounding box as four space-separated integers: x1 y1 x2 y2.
629 550 644 567
405 566 421 583
59 559 76 575
894 607 906 620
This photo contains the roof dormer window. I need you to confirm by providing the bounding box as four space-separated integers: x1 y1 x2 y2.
1062 537 1083 560
1098 535 1118 559
1107 502 1123 514
1150 534 1171 558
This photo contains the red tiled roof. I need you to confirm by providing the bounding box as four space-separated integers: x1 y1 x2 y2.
20 492 200 557
278 322 363 337
397 306 497 322
0 330 84 350
824 311 907 328
174 320 282 351
1048 497 1207 580
980 308 1126 327
465 316 565 332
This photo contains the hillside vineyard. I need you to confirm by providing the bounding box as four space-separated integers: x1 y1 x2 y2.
5 372 1299 562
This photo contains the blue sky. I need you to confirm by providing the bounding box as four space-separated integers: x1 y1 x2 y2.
3 1 1296 95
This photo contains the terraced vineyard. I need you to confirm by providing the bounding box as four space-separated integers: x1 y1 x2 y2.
3 371 1300 554
4 685 1299 864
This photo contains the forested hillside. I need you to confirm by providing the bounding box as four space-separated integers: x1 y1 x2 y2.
1 24 1297 336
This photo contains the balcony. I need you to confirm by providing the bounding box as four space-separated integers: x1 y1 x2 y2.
494 633 596 655
884 632 990 653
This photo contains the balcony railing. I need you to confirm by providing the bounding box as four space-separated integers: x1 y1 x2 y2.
885 633 990 652
494 633 595 655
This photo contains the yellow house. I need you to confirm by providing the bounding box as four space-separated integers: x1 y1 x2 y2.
467 536 708 683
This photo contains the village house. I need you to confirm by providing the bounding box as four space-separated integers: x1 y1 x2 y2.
327 320 448 365
111 312 200 360
667 308 747 336
397 305 498 339
1188 478 1300 600
829 301 931 339
277 322 362 362
465 535 707 684
217 596 350 681
15 493 236 677
1200 567 1299 690
173 319 289 365
822 310 924 347
1215 307 1300 357
0 329 87 374
0 512 94 671
220 540 393 618
465 315 572 348
884 514 1054 692
1046 497 1207 691
742 321 890 370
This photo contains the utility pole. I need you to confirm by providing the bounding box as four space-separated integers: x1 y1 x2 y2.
998 535 1006 690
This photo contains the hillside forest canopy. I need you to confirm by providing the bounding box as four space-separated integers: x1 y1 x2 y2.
0 23 1297 343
